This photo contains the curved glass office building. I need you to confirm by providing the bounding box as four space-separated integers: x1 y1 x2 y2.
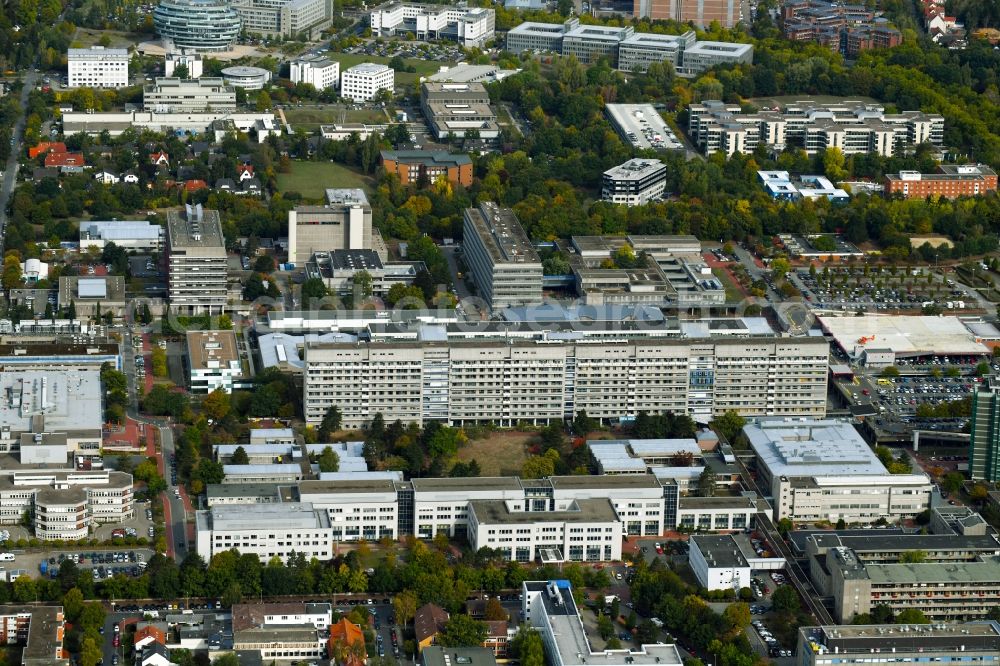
153 0 242 52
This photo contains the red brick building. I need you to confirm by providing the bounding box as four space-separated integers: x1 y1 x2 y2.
380 150 474 188
884 164 998 199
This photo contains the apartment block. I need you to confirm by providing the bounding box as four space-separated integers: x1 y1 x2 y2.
67 46 129 88
746 418 933 524
143 77 237 112
166 204 228 314
304 336 828 428
462 201 542 309
798 622 1000 666
370 2 495 47
195 502 335 560
232 602 332 662
602 158 667 206
0 606 68 666
232 0 331 37
380 150 473 187
290 54 340 89
885 164 998 199
633 0 740 28
783 0 901 56
0 470 134 540
689 99 944 156
340 63 394 101
288 188 373 265
678 41 754 75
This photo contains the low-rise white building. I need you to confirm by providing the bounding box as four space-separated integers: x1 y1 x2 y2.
746 418 933 524
689 534 751 591
468 498 623 562
299 478 400 541
68 46 129 88
195 503 334 560
0 469 134 540
222 464 305 484
165 52 203 79
186 330 246 394
221 66 272 90
79 220 164 251
340 63 394 101
290 55 340 89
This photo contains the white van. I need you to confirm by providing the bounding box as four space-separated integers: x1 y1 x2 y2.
0 553 14 561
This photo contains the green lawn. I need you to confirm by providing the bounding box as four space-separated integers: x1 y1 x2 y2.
328 52 454 86
284 106 388 129
275 161 373 198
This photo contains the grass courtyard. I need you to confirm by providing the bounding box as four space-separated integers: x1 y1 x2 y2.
275 161 373 199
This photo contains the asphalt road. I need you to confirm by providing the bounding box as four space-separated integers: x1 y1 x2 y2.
159 426 189 559
0 68 40 256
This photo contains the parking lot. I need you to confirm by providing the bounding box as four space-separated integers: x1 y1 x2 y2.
794 267 969 312
9 547 154 581
870 374 977 416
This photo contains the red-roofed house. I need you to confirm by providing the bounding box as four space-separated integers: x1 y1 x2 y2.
328 618 366 666
150 151 170 166
238 164 255 181
483 620 510 657
133 625 166 651
44 152 87 172
29 142 67 158
182 179 208 192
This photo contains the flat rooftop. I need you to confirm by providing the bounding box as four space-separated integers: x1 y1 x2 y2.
604 158 666 181
186 330 240 371
465 201 540 265
605 104 684 150
205 483 283 501
411 476 524 493
820 315 990 357
863 557 1000 584
745 418 889 478
691 534 749 568
507 21 569 35
166 204 225 252
812 532 1000 554
469 498 618 524
800 621 1000 654
380 149 472 167
299 478 400 495
0 370 103 435
325 188 369 207
202 502 328 531
684 41 754 56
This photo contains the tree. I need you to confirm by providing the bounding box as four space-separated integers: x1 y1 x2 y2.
522 449 560 478
895 609 930 624
203 389 231 422
255 90 273 112
881 366 900 378
439 614 488 647
62 587 84 621
173 63 189 79
776 517 793 535
80 636 103 666
942 472 965 494
899 550 927 563
151 346 167 377
722 602 751 636
573 410 598 434
770 257 791 280
393 590 418 627
301 277 328 305
597 612 615 640
697 467 717 497
711 410 746 442
770 585 800 615
484 597 507 621
318 446 340 473
231 446 250 465
319 405 343 441
212 655 241 666
971 484 989 503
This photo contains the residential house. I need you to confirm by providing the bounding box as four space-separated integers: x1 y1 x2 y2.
123 172 140 184
483 620 510 657
239 178 262 196
138 641 175 666
328 618 366 666
94 170 120 184
238 164 255 181
29 141 67 158
32 167 60 182
134 625 167 651
415 603 449 652
183 180 208 193
44 152 87 173
215 178 236 192
150 151 170 166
